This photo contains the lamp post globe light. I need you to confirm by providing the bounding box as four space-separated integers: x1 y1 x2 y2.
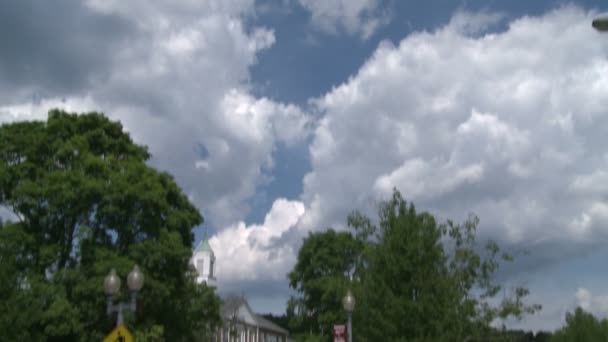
127 265 145 291
592 16 608 32
342 289 355 342
103 269 121 296
104 265 145 327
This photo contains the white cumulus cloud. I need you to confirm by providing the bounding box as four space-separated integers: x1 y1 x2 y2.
210 199 305 286
297 6 608 249
0 1 310 229
298 0 390 39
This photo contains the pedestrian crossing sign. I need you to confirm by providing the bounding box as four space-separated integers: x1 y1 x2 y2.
103 324 133 342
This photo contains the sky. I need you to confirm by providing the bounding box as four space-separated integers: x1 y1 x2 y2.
1 0 608 332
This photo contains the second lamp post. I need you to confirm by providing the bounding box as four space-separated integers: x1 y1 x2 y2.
342 289 355 342
103 265 145 327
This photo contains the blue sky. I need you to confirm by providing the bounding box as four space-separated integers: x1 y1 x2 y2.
1 0 608 332
250 0 602 105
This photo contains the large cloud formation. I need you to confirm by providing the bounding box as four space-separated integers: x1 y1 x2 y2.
212 6 608 325
0 0 310 229
303 6 608 244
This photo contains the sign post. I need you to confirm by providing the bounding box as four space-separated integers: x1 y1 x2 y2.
103 324 133 342
333 324 347 342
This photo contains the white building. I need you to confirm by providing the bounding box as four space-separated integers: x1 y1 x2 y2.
190 239 217 288
216 295 290 342
191 239 290 341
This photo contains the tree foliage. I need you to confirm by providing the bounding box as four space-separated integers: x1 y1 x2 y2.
287 229 362 335
0 110 221 341
288 189 540 341
551 307 608 342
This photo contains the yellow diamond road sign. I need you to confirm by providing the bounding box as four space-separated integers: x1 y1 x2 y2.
103 324 133 342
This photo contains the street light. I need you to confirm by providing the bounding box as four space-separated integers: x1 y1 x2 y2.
592 16 608 32
104 265 145 327
342 289 355 342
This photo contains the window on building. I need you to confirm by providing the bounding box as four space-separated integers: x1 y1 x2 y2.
197 258 205 274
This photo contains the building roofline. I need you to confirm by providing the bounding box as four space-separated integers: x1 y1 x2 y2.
220 295 289 335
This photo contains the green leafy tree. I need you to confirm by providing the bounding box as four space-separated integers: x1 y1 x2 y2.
354 191 459 341
288 229 363 338
0 110 221 341
535 331 554 342
356 191 540 341
288 189 540 341
551 307 608 342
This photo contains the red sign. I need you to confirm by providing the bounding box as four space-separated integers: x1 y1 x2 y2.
333 324 347 342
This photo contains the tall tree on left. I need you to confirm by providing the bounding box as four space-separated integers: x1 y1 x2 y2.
0 110 221 341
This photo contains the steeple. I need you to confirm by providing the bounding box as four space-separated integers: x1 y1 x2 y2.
194 239 212 253
190 233 217 288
